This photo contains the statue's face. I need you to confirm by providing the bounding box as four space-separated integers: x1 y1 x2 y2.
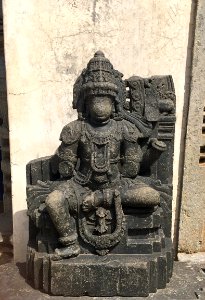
88 95 113 123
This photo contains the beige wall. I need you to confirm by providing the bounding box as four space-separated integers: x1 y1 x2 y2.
179 0 205 253
3 0 192 261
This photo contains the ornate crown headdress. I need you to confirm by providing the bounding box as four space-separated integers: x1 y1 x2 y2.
73 51 126 119
81 50 118 98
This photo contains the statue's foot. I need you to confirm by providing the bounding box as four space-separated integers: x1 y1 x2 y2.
51 243 80 261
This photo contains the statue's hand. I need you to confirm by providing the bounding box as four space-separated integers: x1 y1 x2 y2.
82 193 95 212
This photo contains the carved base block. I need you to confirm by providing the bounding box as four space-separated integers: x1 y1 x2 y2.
27 238 173 297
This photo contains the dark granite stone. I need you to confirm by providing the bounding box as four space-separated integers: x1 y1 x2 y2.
51 256 149 296
26 51 176 296
27 238 173 296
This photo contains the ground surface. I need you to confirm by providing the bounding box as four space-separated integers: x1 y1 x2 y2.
0 252 205 300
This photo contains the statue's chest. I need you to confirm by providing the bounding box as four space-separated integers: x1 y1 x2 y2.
79 122 122 164
80 136 121 161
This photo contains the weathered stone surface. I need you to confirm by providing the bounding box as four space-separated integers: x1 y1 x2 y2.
125 207 163 229
51 255 149 297
27 238 173 297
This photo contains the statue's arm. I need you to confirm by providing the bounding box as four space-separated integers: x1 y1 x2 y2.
51 120 81 179
139 138 167 173
121 120 143 178
55 142 78 179
122 140 143 178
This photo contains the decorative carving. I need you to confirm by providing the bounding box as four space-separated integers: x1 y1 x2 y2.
26 51 176 296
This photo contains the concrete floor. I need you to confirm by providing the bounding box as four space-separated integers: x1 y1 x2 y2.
0 251 205 300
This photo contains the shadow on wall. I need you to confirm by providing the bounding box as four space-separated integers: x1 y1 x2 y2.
16 261 26 281
0 210 13 265
0 245 13 265
13 209 29 263
0 0 12 215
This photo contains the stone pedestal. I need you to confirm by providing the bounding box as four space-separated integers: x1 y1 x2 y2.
27 238 173 297
27 204 174 296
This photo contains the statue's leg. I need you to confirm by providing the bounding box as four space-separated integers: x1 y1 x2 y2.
45 190 80 259
121 183 160 207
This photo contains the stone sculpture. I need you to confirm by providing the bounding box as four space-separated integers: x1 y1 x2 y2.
26 51 176 296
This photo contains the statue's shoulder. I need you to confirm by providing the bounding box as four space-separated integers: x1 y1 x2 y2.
60 119 82 145
121 119 143 142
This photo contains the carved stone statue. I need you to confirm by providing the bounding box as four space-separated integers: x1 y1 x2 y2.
26 51 176 297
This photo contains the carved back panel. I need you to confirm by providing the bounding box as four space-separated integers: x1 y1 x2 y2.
125 75 175 185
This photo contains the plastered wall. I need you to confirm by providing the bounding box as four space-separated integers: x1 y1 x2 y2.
179 0 205 253
3 0 192 261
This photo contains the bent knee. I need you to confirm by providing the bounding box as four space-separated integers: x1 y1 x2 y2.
127 186 160 207
45 190 64 207
143 187 160 206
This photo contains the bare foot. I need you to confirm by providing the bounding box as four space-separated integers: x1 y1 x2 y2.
51 243 80 261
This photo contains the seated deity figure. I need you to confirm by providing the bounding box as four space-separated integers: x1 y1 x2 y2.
27 51 167 260
27 51 175 296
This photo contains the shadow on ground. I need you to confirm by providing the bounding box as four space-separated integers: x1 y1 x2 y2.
16 262 27 279
0 243 13 265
